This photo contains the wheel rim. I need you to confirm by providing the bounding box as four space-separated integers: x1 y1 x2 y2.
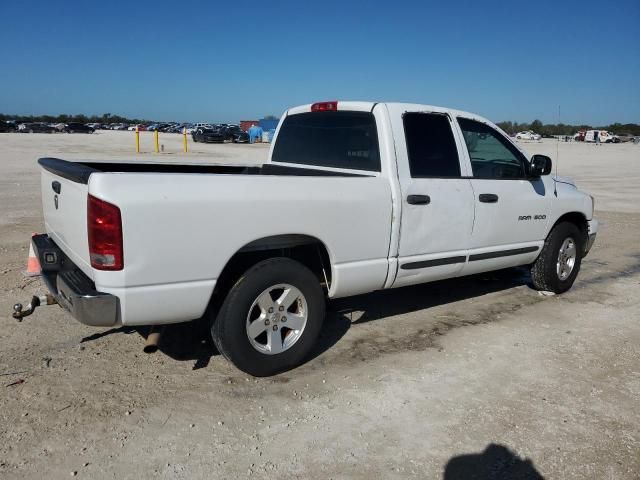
246 284 308 355
556 237 577 281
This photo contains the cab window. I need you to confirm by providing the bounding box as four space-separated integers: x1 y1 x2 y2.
271 111 380 171
457 118 529 179
403 112 461 177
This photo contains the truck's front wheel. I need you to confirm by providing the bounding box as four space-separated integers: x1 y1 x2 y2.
530 221 584 293
211 258 325 376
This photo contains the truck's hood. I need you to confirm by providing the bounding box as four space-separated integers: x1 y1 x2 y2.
553 175 576 187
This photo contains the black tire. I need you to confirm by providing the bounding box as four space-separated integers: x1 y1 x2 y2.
211 257 325 376
530 222 584 293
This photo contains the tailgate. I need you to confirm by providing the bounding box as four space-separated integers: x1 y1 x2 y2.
39 158 96 279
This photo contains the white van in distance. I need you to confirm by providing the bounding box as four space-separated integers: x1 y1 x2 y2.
584 130 615 143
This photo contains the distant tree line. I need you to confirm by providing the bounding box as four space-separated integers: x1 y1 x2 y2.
0 113 152 125
2 112 638 136
496 119 640 137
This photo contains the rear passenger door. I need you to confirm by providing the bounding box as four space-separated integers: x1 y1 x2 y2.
392 111 475 288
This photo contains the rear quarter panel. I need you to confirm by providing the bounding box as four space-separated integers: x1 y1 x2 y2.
88 173 393 324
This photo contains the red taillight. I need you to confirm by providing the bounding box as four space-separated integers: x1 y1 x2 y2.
88 194 123 270
311 101 338 112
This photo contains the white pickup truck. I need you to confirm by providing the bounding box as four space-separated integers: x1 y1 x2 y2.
20 101 598 376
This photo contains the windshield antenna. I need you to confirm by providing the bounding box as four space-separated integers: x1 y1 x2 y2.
554 105 560 197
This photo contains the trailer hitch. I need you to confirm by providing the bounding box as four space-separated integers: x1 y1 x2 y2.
12 294 57 321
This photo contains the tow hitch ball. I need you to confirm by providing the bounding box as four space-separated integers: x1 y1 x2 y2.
12 294 57 321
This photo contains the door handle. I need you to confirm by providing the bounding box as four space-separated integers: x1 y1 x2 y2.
479 193 498 203
407 194 431 205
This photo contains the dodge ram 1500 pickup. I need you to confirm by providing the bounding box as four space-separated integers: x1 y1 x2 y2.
18 101 598 376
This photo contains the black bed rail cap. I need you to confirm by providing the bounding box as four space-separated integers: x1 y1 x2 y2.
37 157 98 184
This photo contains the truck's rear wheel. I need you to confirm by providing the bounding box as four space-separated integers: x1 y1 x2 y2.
530 221 584 293
211 258 325 376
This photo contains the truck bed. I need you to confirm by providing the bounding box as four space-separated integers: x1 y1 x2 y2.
37 156 391 325
38 157 367 185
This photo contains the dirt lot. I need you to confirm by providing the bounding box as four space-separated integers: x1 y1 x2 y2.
1 131 639 479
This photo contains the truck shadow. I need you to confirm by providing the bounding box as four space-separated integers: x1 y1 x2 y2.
306 267 530 364
79 251 635 372
443 443 545 479
147 320 217 370
327 267 530 325
144 267 530 370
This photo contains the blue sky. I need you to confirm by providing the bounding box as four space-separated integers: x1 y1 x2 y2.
1 0 638 124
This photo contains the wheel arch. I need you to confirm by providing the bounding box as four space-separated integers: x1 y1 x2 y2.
549 212 588 246
208 234 332 314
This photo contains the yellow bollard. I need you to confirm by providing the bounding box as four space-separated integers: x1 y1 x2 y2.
135 126 140 153
183 127 188 153
154 130 159 153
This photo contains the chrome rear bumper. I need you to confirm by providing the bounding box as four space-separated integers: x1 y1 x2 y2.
32 234 119 327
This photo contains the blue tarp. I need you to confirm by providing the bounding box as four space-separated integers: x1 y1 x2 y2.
259 118 279 131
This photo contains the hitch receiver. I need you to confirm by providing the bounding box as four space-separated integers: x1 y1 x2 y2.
13 294 57 321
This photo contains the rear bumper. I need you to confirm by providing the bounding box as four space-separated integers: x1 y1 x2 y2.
584 219 598 256
32 234 119 327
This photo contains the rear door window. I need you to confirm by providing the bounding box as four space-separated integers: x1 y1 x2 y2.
403 113 461 177
271 111 380 171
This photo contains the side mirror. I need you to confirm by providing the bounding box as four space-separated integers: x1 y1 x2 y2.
530 154 552 177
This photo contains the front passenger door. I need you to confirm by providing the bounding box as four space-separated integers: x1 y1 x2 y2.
456 118 552 274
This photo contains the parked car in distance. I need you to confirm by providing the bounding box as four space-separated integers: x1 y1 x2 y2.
615 133 636 143
19 123 57 133
516 131 541 141
167 124 189 133
64 123 95 134
29 100 598 376
224 125 250 143
0 121 17 132
192 123 214 131
192 127 226 143
573 131 586 141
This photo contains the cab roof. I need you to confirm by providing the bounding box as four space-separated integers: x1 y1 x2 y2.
286 101 493 125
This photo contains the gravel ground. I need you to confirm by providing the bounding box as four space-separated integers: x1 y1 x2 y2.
0 131 639 479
